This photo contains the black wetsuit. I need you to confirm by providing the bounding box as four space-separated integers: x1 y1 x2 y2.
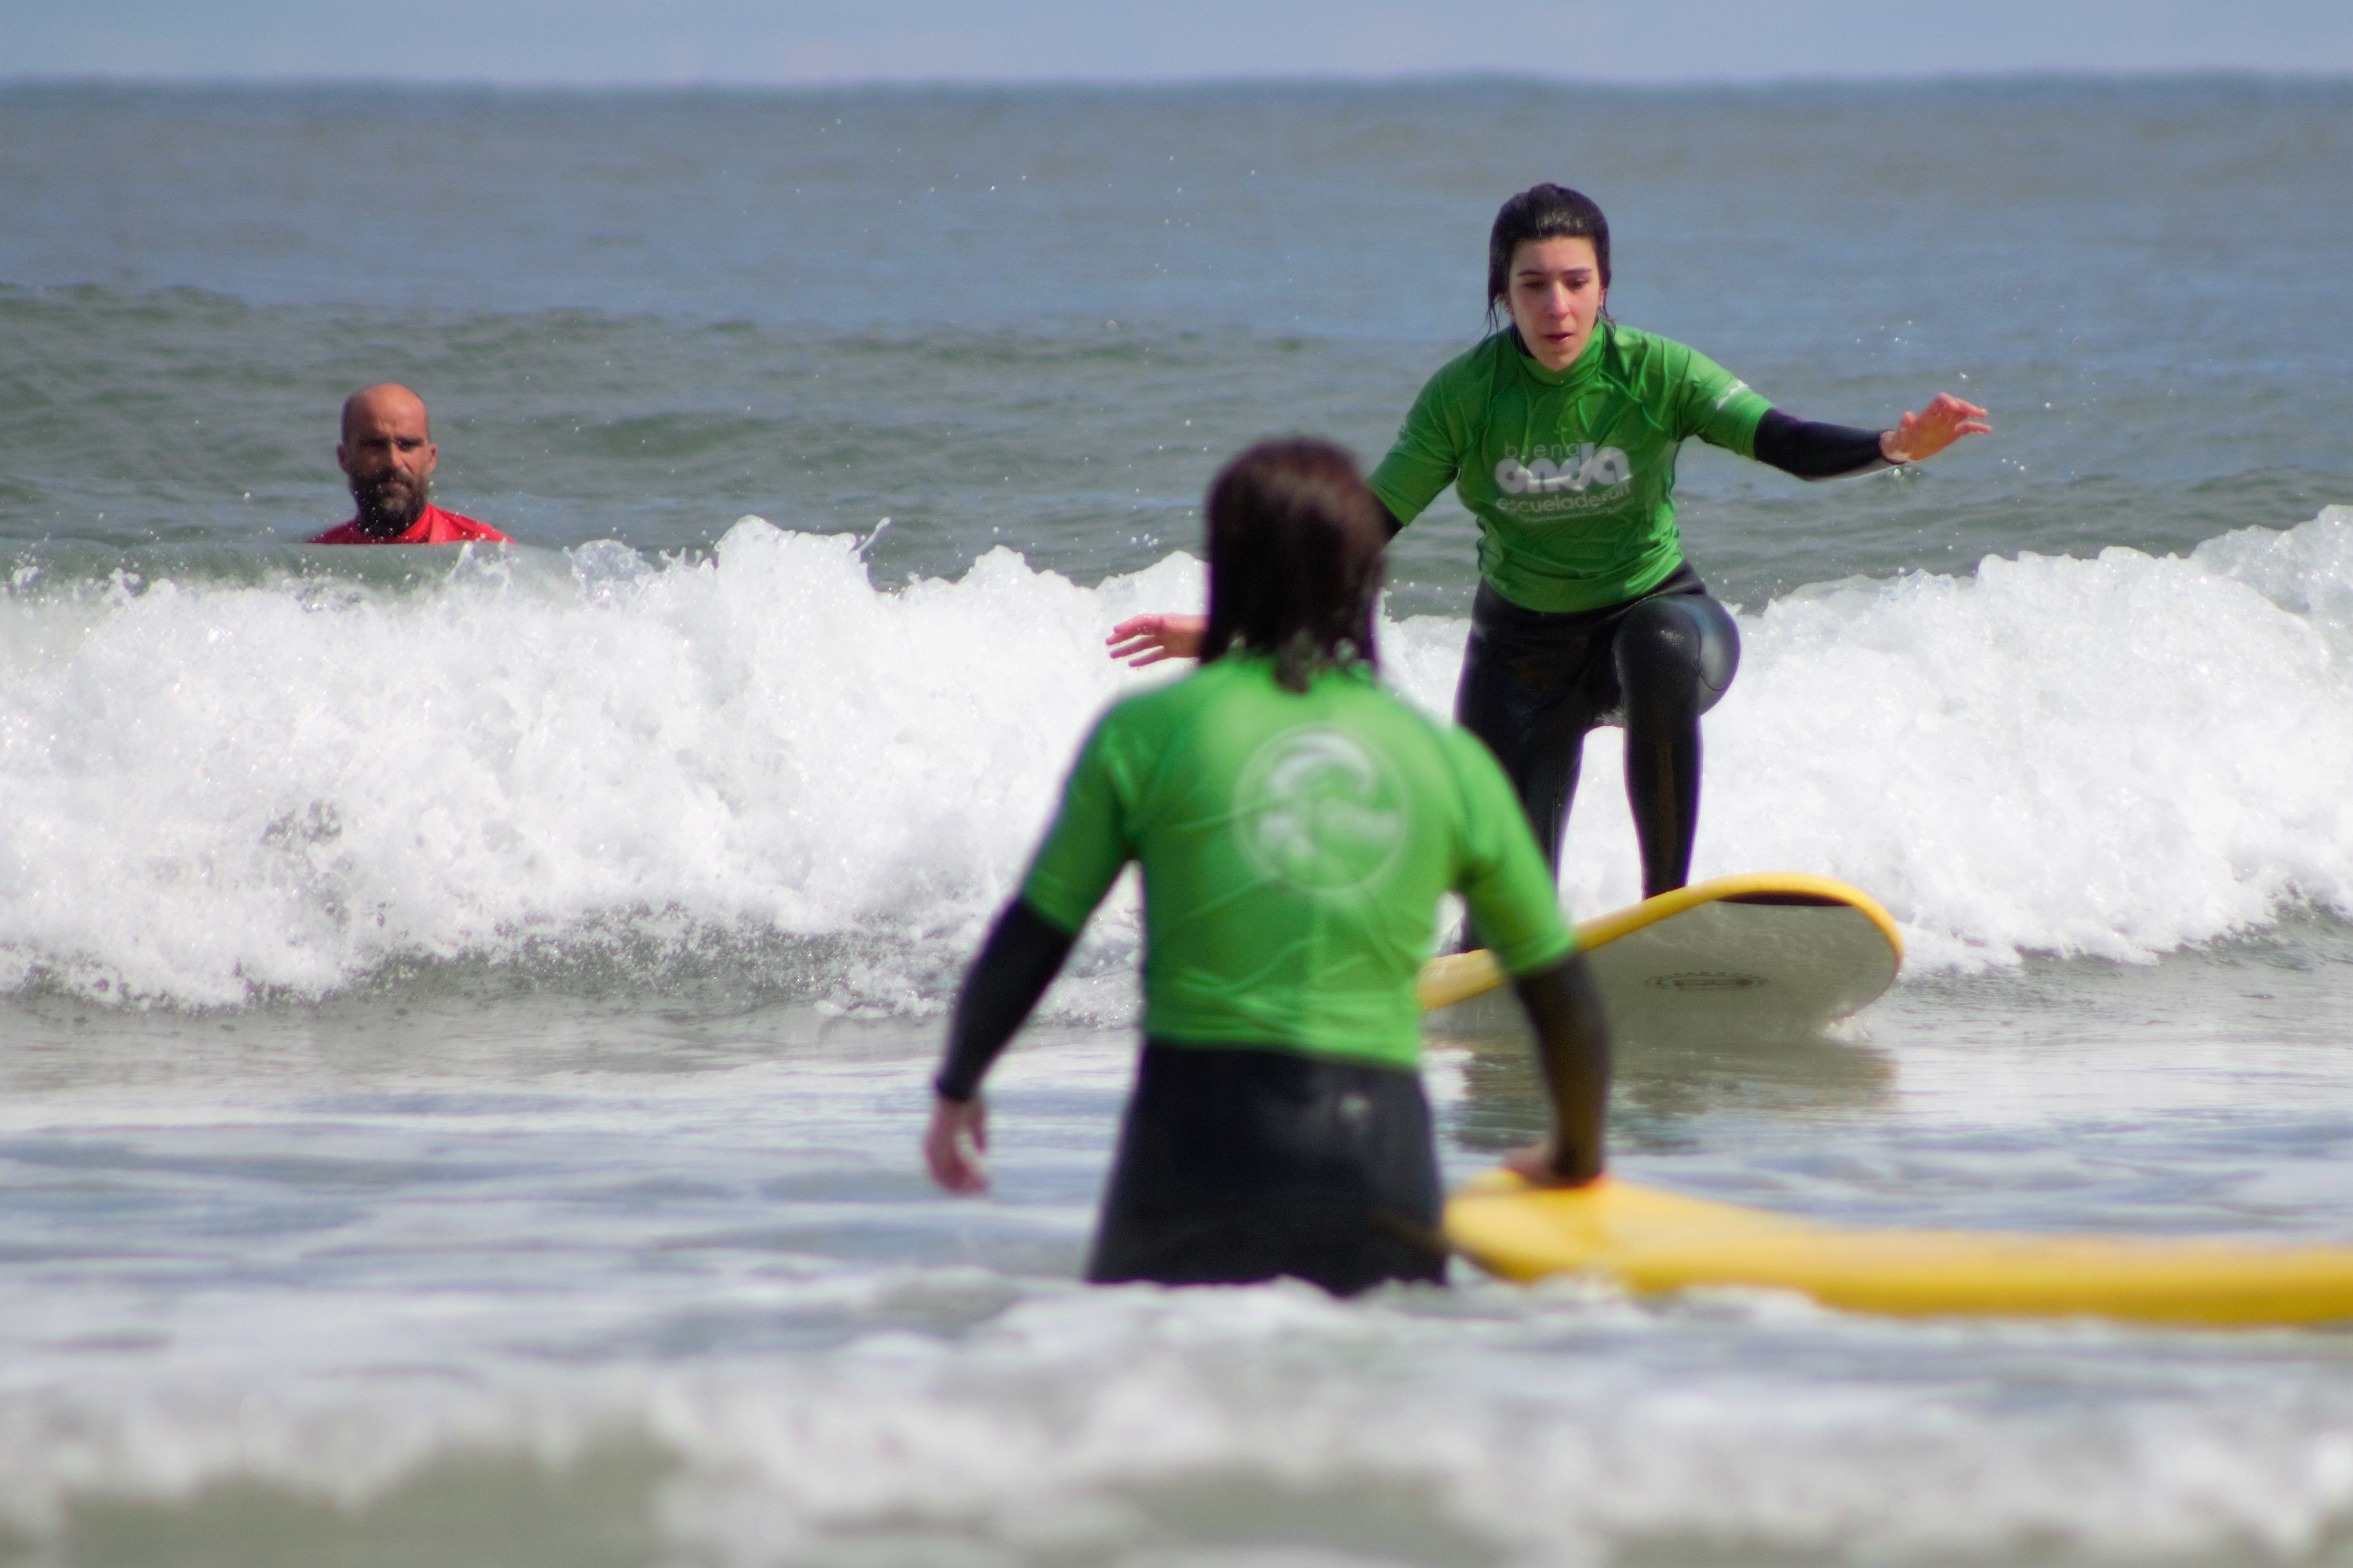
939 911 1456 1293
939 892 1608 1296
1088 1042 1450 1293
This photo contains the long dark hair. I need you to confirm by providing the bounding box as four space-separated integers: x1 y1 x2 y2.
1201 438 1385 693
1485 183 1612 331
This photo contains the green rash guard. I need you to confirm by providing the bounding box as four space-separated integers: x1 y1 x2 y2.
1367 322 1774 614
1019 655 1575 1070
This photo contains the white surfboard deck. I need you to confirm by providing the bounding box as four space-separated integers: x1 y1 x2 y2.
1421 873 1903 1039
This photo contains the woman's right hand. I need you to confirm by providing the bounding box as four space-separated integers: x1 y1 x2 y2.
1106 613 1207 667
923 1094 990 1194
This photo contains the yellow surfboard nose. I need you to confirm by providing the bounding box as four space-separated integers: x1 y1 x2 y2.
1446 1174 2353 1327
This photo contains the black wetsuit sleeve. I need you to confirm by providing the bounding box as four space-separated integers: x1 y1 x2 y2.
933 899 1078 1103
1511 952 1613 1182
1751 409 1895 481
1379 499 1405 540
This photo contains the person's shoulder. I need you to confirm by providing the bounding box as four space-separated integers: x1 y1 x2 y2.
1606 322 1725 381
1334 672 1459 757
1425 709 1515 794
1399 332 1504 407
308 521 365 545
1350 669 1441 724
1344 680 1506 816
1064 666 1227 792
1606 323 1742 409
1601 320 1689 367
426 507 512 543
1088 663 1215 739
1428 331 1513 389
1113 653 1373 744
1431 713 1501 767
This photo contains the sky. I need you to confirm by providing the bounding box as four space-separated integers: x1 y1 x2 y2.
4 0 2351 85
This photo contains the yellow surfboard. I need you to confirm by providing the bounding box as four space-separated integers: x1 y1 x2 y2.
1421 873 1903 1036
1446 1174 2353 1326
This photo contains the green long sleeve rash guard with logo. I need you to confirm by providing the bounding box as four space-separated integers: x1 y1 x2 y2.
1366 322 1885 614
935 655 1577 1096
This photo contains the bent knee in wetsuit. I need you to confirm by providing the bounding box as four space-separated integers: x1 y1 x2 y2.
1451 575 1742 887
1605 591 1740 728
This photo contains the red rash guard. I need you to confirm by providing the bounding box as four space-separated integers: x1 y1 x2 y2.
310 505 512 546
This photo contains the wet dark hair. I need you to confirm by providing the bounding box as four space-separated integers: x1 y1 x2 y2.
1201 438 1385 693
1485 184 1611 330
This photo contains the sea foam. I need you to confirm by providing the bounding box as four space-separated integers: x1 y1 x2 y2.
3 508 2350 1007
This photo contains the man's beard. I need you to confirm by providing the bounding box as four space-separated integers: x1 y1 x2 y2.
351 470 429 535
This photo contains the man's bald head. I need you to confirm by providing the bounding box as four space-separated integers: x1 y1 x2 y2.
337 383 438 538
341 383 430 443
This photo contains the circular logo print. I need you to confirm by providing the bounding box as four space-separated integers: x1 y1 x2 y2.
1234 726 1408 896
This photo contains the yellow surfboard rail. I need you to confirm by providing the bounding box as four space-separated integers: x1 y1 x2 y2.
1446 1173 2353 1328
1419 872 1905 1011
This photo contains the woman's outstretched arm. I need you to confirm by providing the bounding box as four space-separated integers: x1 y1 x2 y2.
1753 392 1990 481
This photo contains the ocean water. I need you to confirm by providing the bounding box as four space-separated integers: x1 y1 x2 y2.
4 75 2353 1567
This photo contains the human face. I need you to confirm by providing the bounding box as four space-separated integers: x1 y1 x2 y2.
337 389 436 535
1504 236 1606 373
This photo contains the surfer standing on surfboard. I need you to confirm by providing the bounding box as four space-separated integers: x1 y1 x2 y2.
1111 184 1988 900
923 438 1612 1295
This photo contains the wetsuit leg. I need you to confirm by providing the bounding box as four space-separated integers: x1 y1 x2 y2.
1452 583 1610 871
1087 1042 1446 1296
1454 570 1740 896
1608 592 1740 898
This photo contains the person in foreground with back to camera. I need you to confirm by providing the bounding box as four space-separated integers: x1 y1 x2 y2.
1109 184 1989 902
922 438 1612 1295
310 383 513 546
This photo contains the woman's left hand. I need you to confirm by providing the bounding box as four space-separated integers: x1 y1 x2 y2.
1106 613 1207 667
1881 394 1992 463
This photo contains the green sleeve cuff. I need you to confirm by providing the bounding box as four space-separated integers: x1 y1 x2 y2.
1015 872 1095 938
1726 396 1772 458
1363 464 1428 531
1492 921 1577 978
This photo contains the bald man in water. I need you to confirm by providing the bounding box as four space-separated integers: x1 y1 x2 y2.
311 384 512 545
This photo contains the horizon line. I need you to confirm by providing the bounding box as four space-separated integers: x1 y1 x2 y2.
6 64 2352 95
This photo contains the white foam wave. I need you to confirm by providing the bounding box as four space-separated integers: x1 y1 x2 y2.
4 508 2352 1006
0 523 1191 1007
8 1286 2353 1567
1678 503 2353 967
